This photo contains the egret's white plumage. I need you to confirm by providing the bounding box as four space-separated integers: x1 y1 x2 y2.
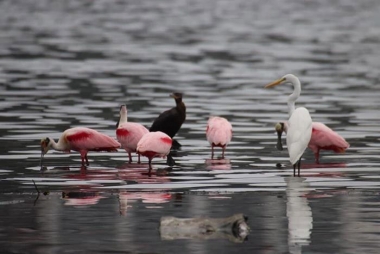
287 107 312 165
265 74 312 176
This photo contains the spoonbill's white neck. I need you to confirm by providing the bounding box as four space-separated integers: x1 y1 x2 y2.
119 107 128 126
49 138 66 152
286 75 301 118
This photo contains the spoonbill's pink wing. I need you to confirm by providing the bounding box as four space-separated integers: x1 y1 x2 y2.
309 122 349 153
137 132 172 157
206 117 232 146
117 123 149 152
65 127 120 152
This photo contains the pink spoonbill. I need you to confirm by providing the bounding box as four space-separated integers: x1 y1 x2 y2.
206 116 232 159
116 105 149 163
136 131 172 168
40 127 120 166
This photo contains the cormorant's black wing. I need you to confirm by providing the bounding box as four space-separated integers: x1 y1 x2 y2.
149 108 181 138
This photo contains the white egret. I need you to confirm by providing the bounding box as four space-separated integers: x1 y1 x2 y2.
265 74 312 176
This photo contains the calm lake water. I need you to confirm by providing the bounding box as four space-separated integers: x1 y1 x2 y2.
1 0 380 253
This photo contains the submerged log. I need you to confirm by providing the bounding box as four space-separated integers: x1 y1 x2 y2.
160 213 249 243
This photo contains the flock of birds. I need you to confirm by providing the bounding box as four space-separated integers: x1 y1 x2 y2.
40 74 349 176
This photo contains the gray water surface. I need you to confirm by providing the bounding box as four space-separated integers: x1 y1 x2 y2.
1 0 380 253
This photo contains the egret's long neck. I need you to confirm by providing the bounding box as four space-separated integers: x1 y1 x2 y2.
287 78 301 118
119 110 128 126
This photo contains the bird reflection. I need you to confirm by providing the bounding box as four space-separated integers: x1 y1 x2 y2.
39 164 171 183
62 191 104 206
276 162 347 178
285 177 313 254
118 190 172 216
117 163 172 183
205 158 231 170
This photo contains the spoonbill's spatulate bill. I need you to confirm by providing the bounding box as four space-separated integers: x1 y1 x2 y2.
40 127 120 166
276 121 349 163
136 131 172 168
265 74 312 176
206 116 232 159
116 105 149 163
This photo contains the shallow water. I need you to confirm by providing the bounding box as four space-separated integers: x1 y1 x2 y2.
1 0 380 253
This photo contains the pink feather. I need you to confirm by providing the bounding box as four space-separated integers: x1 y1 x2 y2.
116 122 149 153
206 116 232 158
309 122 350 161
136 131 172 163
65 127 120 152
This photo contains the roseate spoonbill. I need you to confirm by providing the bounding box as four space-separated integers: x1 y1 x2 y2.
206 116 232 159
116 105 149 163
275 121 349 163
265 74 312 176
149 93 186 148
40 127 120 166
136 131 172 168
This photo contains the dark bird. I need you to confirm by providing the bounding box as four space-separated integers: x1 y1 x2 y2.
150 92 186 149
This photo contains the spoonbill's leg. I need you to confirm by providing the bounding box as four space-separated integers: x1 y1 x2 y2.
128 152 132 163
147 157 154 174
314 150 320 164
85 154 89 166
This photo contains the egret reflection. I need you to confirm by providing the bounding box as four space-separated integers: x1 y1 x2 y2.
286 177 313 254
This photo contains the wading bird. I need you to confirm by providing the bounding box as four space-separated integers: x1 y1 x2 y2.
40 127 120 166
206 116 232 159
136 131 172 169
116 105 149 163
149 93 186 148
265 74 312 176
275 121 349 163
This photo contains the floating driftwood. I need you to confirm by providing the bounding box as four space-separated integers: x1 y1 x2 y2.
160 213 249 243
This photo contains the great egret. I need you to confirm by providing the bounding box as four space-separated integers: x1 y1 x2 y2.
265 74 312 176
